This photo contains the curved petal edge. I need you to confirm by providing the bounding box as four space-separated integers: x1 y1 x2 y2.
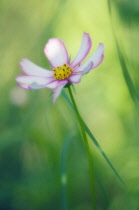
44 38 69 68
70 33 92 68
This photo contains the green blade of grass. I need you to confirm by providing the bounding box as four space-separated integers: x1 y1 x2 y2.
62 90 124 184
107 0 139 107
116 41 139 106
83 122 124 184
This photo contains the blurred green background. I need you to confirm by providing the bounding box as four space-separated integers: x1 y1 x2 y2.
1 0 139 209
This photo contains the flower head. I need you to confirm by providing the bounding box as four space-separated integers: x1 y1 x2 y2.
16 33 104 103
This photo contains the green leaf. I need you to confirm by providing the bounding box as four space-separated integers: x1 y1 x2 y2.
62 90 125 184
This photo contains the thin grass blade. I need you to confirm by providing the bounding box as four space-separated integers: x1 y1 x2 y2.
107 0 139 107
62 90 124 184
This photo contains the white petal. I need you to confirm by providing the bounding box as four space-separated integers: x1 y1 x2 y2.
68 74 81 83
89 43 104 69
44 38 69 68
45 80 59 89
20 59 53 77
30 80 59 90
75 43 104 74
73 62 93 74
29 82 45 90
52 80 68 104
70 33 92 68
81 62 93 75
16 75 54 90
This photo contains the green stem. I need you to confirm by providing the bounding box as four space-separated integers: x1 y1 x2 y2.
68 86 96 210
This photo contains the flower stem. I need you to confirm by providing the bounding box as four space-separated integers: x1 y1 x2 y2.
68 86 96 210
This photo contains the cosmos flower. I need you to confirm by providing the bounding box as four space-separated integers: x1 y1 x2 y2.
16 33 104 103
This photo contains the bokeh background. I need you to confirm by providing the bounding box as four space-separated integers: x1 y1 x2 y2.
1 0 139 209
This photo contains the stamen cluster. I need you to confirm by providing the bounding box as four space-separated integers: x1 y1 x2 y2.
53 64 72 80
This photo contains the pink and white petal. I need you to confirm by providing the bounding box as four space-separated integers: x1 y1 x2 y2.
70 33 92 68
20 58 54 77
30 80 59 90
75 43 104 73
89 43 104 69
81 62 93 75
45 80 59 89
17 83 33 90
16 75 54 90
52 80 68 104
44 38 69 68
68 74 81 84
92 53 104 69
29 82 46 90
73 61 93 74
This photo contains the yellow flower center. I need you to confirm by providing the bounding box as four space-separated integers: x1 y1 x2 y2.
53 64 72 80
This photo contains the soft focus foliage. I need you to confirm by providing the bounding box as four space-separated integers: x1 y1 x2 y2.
0 0 139 209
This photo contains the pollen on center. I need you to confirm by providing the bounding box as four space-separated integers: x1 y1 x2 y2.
53 64 72 80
